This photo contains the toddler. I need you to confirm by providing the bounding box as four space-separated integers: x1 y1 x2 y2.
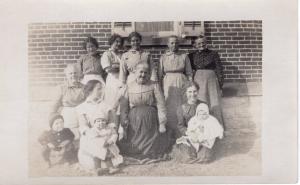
38 113 75 168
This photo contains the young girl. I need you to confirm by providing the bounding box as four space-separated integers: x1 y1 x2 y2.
38 113 75 168
77 36 105 85
101 34 124 125
78 111 123 175
172 103 223 163
119 31 157 84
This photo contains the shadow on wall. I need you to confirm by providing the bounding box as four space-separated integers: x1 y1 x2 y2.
222 65 249 97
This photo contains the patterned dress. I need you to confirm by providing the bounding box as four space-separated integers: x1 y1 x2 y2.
119 49 157 84
158 51 193 138
119 80 171 160
188 48 224 126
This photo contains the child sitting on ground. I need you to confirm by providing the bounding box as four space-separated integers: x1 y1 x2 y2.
78 111 123 175
38 113 76 168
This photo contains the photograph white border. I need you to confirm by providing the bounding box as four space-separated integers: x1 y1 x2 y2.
0 0 297 184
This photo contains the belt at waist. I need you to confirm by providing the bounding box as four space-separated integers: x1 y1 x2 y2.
165 71 184 74
84 72 102 75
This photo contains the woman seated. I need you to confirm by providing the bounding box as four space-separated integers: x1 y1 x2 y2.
50 64 85 141
76 80 119 173
171 100 223 164
118 62 171 164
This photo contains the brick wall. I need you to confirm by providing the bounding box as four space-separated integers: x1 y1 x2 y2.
28 21 262 87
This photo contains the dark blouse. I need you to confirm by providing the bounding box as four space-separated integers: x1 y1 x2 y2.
177 100 207 136
188 49 224 88
38 128 74 148
77 52 104 76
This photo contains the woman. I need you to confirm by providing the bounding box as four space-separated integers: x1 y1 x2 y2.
101 34 124 123
119 62 170 164
158 35 193 139
77 36 105 85
177 82 207 137
171 82 220 163
76 80 117 172
188 35 224 127
119 31 157 84
50 64 85 140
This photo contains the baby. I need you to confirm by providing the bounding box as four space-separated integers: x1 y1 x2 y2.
177 103 224 151
79 111 123 175
38 113 75 168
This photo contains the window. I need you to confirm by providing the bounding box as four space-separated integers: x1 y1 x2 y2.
111 21 204 45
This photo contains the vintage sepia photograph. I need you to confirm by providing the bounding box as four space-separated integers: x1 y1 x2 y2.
28 21 262 177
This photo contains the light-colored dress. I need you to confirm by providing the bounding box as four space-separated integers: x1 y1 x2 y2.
76 98 115 170
119 80 170 160
51 81 85 140
158 51 193 138
101 49 123 113
81 124 123 167
184 115 223 150
119 49 157 84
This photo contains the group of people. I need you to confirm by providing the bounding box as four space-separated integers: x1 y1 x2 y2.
38 31 225 175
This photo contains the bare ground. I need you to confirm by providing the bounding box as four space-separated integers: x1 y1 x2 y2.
28 96 261 177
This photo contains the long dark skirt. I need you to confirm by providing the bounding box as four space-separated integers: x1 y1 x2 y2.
118 105 171 160
194 70 224 127
170 143 215 164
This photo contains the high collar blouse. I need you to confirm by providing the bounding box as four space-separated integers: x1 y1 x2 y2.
188 48 224 88
120 80 167 125
50 81 85 114
158 50 193 80
101 48 122 73
119 49 156 83
77 52 104 75
177 100 207 136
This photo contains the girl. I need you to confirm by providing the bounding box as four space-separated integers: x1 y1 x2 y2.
101 34 124 125
77 36 105 85
79 111 123 175
119 31 157 84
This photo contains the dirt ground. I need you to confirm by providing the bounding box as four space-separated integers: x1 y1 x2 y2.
28 96 261 177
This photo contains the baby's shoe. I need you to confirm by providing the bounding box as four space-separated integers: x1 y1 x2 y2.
108 167 120 174
96 168 109 176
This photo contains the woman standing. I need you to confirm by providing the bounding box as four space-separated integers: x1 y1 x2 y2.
101 34 124 123
77 36 105 85
50 64 85 140
119 31 157 84
188 35 224 127
158 35 193 139
119 62 170 164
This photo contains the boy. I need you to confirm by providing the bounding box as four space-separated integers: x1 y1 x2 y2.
38 113 75 168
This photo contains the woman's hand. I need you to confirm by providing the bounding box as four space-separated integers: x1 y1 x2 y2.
159 124 166 133
59 140 71 147
47 143 55 149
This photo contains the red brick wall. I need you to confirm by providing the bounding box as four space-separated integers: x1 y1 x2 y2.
28 21 262 87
